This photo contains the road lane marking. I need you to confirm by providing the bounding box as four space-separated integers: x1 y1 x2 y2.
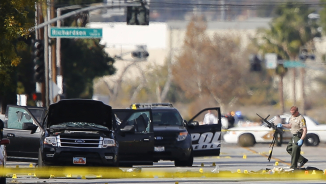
243 147 290 166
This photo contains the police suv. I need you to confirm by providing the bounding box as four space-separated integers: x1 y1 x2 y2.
119 103 222 166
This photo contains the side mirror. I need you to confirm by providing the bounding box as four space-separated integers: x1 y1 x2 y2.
0 138 10 145
22 122 38 134
188 121 199 126
120 125 135 134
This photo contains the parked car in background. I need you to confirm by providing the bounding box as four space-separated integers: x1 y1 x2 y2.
223 114 326 147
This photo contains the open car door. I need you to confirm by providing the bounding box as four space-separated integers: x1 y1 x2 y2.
187 107 221 157
113 109 154 166
4 105 46 160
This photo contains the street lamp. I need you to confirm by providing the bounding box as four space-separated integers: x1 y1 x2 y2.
299 13 320 115
114 45 149 61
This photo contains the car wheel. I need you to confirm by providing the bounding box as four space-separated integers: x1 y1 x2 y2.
275 131 283 147
238 133 255 147
37 148 50 179
0 177 5 184
38 148 46 167
0 146 6 184
175 149 193 167
119 163 133 167
113 155 119 167
304 134 319 146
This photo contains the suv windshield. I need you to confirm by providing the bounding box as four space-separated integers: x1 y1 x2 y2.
152 110 183 126
50 122 109 130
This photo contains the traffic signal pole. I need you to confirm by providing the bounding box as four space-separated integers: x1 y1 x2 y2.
31 2 142 31
31 1 146 107
45 3 49 108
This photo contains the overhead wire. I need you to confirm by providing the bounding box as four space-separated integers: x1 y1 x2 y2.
49 0 325 9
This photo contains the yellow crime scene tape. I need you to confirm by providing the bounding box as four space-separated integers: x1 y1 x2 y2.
0 166 326 180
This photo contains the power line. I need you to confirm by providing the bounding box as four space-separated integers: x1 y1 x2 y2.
49 0 325 9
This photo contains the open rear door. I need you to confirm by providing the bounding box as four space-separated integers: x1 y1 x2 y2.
113 109 154 165
4 105 46 159
187 107 221 157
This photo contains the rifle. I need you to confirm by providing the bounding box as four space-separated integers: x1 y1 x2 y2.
256 113 282 162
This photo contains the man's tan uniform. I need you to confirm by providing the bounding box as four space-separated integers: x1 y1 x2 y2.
286 114 307 169
289 114 306 134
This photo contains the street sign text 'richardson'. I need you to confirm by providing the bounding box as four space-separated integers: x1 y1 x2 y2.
50 27 102 38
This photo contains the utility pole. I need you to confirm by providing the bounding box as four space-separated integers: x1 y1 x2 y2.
56 5 82 102
37 1 46 107
301 67 305 115
35 2 38 40
51 0 57 92
221 0 225 21
44 0 50 108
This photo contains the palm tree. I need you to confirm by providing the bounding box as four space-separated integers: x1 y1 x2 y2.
255 2 320 114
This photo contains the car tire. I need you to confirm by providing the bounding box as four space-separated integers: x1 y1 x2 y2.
119 163 133 167
0 146 6 184
275 131 283 147
304 134 319 146
37 148 50 179
38 148 46 167
0 177 5 184
238 133 255 147
174 149 193 167
113 155 119 167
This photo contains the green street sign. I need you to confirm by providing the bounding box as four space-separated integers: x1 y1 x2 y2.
50 27 102 38
283 61 305 68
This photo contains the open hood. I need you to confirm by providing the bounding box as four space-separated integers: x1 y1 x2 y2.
47 99 112 129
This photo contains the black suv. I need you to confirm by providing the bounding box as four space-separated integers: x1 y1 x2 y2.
120 103 222 166
4 100 119 166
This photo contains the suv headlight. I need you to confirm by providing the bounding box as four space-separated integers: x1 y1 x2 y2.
44 136 57 146
176 132 188 141
103 138 116 148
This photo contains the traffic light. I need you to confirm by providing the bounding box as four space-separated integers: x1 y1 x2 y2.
126 3 149 25
32 92 42 101
131 50 149 59
250 54 262 72
299 48 315 61
33 40 45 82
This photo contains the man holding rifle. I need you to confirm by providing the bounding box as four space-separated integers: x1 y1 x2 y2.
277 106 308 170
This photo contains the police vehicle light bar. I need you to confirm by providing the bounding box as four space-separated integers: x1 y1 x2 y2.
130 103 173 109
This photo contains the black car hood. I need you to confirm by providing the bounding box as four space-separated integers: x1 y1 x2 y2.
153 126 187 132
47 99 112 129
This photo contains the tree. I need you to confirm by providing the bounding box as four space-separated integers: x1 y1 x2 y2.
172 16 249 113
319 0 326 36
61 39 115 98
0 0 36 112
254 2 319 114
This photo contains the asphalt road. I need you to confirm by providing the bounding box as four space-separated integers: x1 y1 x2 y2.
5 142 326 183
